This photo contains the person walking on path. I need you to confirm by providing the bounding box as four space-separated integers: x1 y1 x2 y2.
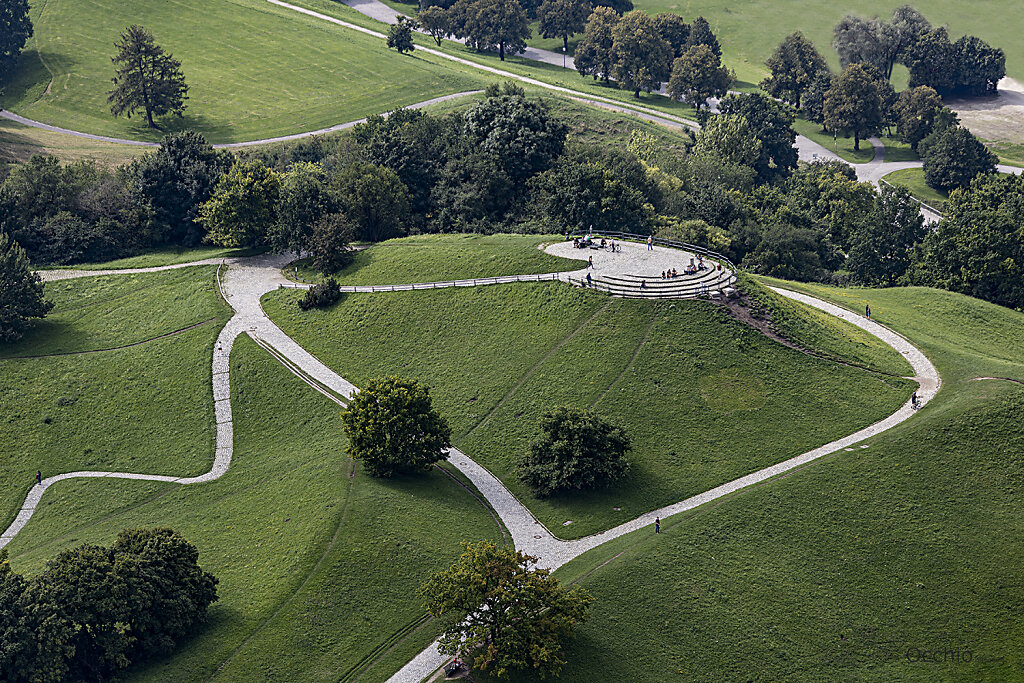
35 471 42 486
647 236 653 251
655 516 661 533
588 256 593 268
586 272 592 286
865 304 871 320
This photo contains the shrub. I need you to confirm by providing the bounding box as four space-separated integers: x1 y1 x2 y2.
519 405 630 496
298 278 342 311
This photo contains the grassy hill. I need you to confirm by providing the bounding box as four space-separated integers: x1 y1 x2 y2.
521 281 1024 681
2 0 486 142
263 239 914 538
2 272 501 681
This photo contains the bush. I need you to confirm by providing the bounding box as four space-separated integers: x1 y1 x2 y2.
341 376 451 477
518 405 630 496
298 278 342 311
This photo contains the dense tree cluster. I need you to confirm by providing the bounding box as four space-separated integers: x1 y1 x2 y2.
0 528 217 682
0 0 32 85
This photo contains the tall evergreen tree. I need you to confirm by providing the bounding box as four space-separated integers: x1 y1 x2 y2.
108 25 188 128
0 231 53 342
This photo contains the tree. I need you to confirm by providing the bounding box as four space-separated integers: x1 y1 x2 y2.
893 85 943 150
685 16 720 56
518 406 631 496
905 27 1005 97
919 124 998 193
888 5 931 65
905 26 954 93
0 550 37 679
197 160 280 248
951 34 1005 96
461 94 568 182
387 15 416 53
456 0 530 61
666 44 731 109
802 72 834 127
418 5 450 46
421 541 592 679
128 131 233 246
431 152 515 230
610 10 672 98
0 0 32 84
537 0 589 52
846 184 926 285
574 6 619 84
717 92 798 185
341 376 452 477
761 32 828 108
332 163 410 243
0 231 52 343
822 63 882 151
272 162 335 255
832 15 884 74
308 213 355 275
747 223 825 281
653 13 690 58
107 25 188 128
592 0 632 13
921 173 1024 309
692 114 761 169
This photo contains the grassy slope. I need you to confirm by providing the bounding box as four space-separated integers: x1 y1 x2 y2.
2 0 486 143
882 167 950 210
48 246 259 270
288 234 580 284
527 281 1024 682
0 267 229 533
0 117 147 169
264 273 912 538
6 334 502 682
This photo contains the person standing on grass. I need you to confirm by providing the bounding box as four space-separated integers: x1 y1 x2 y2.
36 471 41 485
655 517 661 533
865 303 871 320
647 235 653 251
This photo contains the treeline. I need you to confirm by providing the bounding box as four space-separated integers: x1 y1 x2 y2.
0 528 218 682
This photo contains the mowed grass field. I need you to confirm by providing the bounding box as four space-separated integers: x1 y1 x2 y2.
3 270 502 681
519 281 1024 681
0 267 229 532
2 0 486 142
264 242 914 537
289 234 580 284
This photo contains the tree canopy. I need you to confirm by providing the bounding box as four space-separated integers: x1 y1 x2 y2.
0 0 32 84
421 541 593 679
197 159 280 247
386 15 416 53
341 376 452 477
919 122 998 193
610 10 672 98
822 63 883 151
461 93 568 182
717 92 798 185
108 25 188 128
331 162 411 242
761 31 828 108
0 230 53 342
574 6 619 83
518 405 631 496
893 85 943 150
666 43 731 109
537 0 589 52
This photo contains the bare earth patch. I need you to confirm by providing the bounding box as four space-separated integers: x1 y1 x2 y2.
949 77 1024 151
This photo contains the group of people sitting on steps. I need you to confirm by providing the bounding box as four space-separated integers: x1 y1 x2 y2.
662 256 707 280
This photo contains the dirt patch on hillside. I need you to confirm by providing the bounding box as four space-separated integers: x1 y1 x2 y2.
949 77 1024 147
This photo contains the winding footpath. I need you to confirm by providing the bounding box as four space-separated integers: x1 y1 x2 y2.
5 245 940 681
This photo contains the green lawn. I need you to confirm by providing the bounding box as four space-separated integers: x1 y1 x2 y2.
5 334 503 681
516 280 1024 682
882 167 949 212
2 0 487 143
287 233 580 284
0 267 230 538
42 246 260 271
263 274 913 538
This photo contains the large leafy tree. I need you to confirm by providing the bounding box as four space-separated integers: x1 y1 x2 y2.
461 94 568 182
905 27 1005 97
573 6 619 83
386 15 416 54
341 376 451 477
761 31 828 108
822 63 882 151
308 213 355 275
456 0 530 61
921 173 1024 309
685 16 720 57
846 184 926 286
610 10 672 98
197 159 281 247
107 25 188 128
0 231 52 343
666 43 731 109
747 223 825 281
537 0 589 52
518 405 631 497
421 541 593 679
653 13 690 58
919 123 998 193
692 114 762 169
272 161 335 255
418 5 450 46
431 151 514 230
331 162 410 242
128 131 233 246
893 85 943 150
0 0 32 84
718 92 798 185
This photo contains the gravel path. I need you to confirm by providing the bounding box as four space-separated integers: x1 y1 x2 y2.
11 250 941 682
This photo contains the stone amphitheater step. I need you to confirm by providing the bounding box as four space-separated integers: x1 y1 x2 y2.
583 272 736 299
596 270 727 289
